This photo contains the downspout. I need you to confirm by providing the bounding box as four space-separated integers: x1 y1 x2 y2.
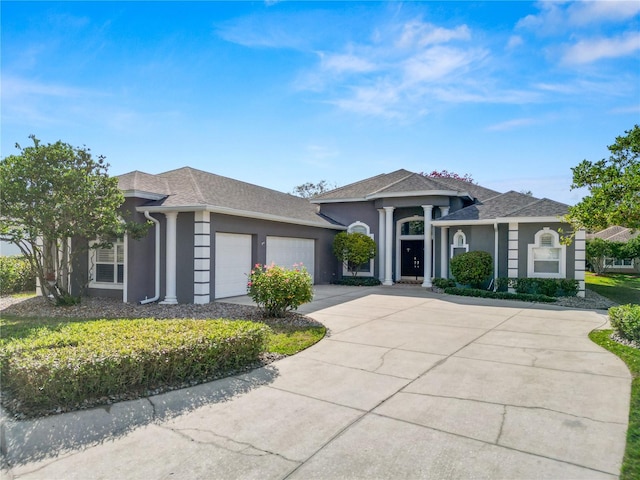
140 211 160 304
493 222 499 291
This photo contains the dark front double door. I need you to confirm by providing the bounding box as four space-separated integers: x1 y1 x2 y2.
401 240 424 278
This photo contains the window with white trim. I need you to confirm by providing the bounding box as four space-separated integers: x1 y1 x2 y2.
450 229 469 258
89 239 124 289
344 222 374 276
527 228 566 278
605 257 634 268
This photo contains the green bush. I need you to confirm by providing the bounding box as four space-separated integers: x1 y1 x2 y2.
610 304 640 343
432 277 456 289
247 263 314 317
495 278 579 297
0 318 270 413
333 232 377 276
0 255 36 295
332 277 381 286
444 287 556 303
449 251 493 288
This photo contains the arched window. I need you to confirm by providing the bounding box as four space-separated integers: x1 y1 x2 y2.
345 221 374 276
450 229 469 258
528 227 566 278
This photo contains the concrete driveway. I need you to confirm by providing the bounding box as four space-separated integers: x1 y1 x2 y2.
2 286 631 479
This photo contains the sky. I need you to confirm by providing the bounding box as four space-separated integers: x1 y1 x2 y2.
2 1 639 205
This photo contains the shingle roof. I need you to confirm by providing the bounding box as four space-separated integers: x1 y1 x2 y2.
118 167 341 228
437 191 568 222
311 169 484 201
587 226 639 242
118 171 171 196
424 176 501 202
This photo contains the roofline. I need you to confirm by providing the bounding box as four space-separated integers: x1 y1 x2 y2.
122 190 167 200
136 205 347 230
311 189 471 204
432 216 569 227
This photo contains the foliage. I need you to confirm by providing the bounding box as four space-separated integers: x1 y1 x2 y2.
610 304 640 343
267 325 326 355
0 317 270 415
586 273 640 305
422 170 476 184
566 125 640 231
0 256 36 295
333 232 377 276
291 180 335 198
332 276 381 286
589 329 640 480
247 263 314 317
432 277 456 289
495 277 579 297
449 251 493 288
0 136 149 303
444 287 555 303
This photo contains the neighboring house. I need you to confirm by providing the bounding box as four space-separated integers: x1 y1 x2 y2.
69 167 586 303
586 226 639 273
0 241 22 257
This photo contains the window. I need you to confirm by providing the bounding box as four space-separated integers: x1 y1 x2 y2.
527 228 566 278
344 222 374 276
605 257 634 268
450 230 469 258
89 239 125 289
401 220 424 236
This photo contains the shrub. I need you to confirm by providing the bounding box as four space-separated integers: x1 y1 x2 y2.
332 277 381 286
496 278 579 297
0 255 36 295
610 304 640 343
432 277 456 289
0 318 270 413
247 263 313 317
444 287 556 303
333 232 377 276
449 251 493 288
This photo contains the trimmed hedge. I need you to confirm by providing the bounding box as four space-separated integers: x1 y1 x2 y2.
432 278 456 289
0 318 270 413
333 277 381 286
610 304 640 343
495 277 579 297
0 255 36 295
444 287 556 303
450 251 493 288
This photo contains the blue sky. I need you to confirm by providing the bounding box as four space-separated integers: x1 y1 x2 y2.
2 1 639 205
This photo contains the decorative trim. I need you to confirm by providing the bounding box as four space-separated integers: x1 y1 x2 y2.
194 211 211 304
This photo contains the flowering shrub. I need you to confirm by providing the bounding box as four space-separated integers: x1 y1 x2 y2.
247 263 313 317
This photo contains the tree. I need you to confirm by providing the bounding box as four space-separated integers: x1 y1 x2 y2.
422 170 477 184
332 232 376 276
291 180 335 198
0 135 147 302
566 125 640 231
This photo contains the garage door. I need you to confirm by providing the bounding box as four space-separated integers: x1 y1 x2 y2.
266 237 315 281
215 233 252 299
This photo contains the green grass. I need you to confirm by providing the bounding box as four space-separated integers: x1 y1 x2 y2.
586 273 640 305
590 330 640 480
267 325 325 355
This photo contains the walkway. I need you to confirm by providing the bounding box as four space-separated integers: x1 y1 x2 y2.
2 287 630 479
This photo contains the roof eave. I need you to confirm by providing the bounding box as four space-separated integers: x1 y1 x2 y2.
122 190 167 200
432 215 569 227
311 190 472 203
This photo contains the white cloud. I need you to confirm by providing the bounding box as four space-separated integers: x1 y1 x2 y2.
401 46 481 84
507 35 523 49
397 21 470 48
319 52 377 74
485 118 536 132
562 32 640 64
567 1 640 25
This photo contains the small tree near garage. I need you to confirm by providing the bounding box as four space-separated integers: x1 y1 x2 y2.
333 232 377 276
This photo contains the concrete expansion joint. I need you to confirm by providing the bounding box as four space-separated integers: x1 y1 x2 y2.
495 404 507 444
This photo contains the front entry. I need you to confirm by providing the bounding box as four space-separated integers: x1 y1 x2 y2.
401 240 424 279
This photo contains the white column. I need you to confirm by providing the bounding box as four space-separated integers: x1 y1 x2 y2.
508 222 519 293
574 229 586 298
439 206 450 279
422 205 433 287
383 206 394 285
160 211 178 304
194 211 211 304
378 209 386 282
440 226 449 278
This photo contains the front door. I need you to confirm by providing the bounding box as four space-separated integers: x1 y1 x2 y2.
401 240 424 278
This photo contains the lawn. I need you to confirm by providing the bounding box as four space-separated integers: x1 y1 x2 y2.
590 330 640 480
0 314 325 417
586 272 640 305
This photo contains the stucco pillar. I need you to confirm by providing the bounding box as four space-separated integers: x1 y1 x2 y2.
383 206 395 285
378 209 386 282
193 211 211 304
508 222 519 293
422 205 433 287
439 206 450 279
575 229 586 298
160 211 178 304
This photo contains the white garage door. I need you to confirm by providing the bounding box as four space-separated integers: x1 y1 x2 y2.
266 237 315 282
215 233 252 299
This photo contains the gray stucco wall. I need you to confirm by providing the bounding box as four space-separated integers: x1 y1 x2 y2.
517 222 576 279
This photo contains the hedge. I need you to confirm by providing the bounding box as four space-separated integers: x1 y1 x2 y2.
444 287 556 303
495 278 579 297
609 304 640 343
332 277 381 286
0 318 270 413
0 255 36 295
